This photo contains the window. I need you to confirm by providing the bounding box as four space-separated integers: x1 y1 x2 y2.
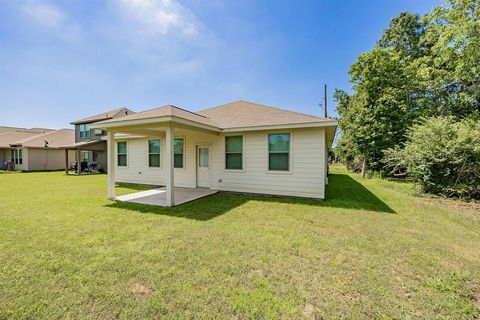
92 151 98 162
225 136 243 170
117 141 127 166
174 138 184 168
268 133 290 171
82 151 89 161
11 149 22 165
79 124 90 138
148 139 160 167
94 129 104 136
199 147 209 167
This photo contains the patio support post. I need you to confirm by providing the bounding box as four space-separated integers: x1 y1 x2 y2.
107 131 115 200
165 122 175 207
76 149 81 175
64 149 68 174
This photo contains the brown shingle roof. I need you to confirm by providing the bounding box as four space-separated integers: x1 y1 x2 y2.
0 126 25 133
10 129 75 148
96 105 220 128
71 107 136 124
197 100 332 129
94 100 334 131
0 126 53 134
0 130 43 148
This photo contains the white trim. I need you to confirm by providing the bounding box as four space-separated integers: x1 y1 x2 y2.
221 121 338 132
90 116 221 133
90 115 337 134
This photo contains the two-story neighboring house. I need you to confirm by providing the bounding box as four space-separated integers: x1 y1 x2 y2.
64 107 135 174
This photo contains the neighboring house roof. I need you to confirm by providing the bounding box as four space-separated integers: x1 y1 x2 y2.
92 100 337 131
197 100 334 129
9 129 75 148
63 137 106 149
29 128 56 133
0 130 50 148
0 126 53 134
0 126 26 134
70 107 136 124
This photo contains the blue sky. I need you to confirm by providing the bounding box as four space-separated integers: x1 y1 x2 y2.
0 0 443 129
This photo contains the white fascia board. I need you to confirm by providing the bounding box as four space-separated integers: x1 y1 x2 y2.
221 120 338 132
90 116 221 133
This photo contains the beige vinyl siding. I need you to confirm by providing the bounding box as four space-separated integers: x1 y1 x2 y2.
0 149 7 162
211 128 325 198
114 138 164 185
114 127 326 199
26 148 75 171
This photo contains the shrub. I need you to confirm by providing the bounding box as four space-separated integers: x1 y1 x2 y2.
384 117 480 199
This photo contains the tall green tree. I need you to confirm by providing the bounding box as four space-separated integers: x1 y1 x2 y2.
336 0 480 177
337 47 414 176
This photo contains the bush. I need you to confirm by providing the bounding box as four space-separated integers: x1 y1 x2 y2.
384 117 480 199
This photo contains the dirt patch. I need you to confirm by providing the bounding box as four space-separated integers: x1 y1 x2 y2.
467 282 480 307
247 269 264 278
423 198 480 211
128 283 153 296
301 303 315 319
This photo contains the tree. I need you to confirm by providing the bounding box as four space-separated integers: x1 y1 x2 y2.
384 117 480 199
378 12 427 59
337 48 414 177
336 0 480 179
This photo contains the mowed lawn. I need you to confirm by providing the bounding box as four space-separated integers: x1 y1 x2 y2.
0 168 479 319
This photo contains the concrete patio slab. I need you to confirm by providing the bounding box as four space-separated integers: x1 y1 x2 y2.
115 187 218 206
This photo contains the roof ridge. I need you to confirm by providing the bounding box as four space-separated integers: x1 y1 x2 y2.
132 105 210 119
198 100 326 119
168 105 209 119
71 107 135 124
11 129 59 145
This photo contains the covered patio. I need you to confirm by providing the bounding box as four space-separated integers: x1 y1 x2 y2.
116 187 218 206
90 106 221 207
63 140 107 175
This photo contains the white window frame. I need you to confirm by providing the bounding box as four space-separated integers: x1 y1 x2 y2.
148 139 161 168
266 131 293 174
174 136 186 170
116 141 128 168
224 134 245 172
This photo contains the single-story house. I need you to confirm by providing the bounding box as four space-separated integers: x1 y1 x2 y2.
64 107 135 174
0 127 55 168
7 129 76 171
91 100 337 206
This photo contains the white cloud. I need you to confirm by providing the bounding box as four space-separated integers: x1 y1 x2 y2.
20 1 65 28
116 0 199 38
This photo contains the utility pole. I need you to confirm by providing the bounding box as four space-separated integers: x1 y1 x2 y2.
324 84 328 118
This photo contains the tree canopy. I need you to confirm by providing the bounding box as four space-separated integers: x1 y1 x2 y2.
336 0 480 179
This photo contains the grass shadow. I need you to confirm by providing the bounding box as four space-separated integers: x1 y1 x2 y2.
116 182 161 192
106 172 395 220
105 194 249 221
322 173 395 213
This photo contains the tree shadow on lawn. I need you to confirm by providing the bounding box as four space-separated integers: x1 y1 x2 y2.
105 173 395 220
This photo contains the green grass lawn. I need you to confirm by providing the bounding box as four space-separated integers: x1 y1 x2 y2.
0 167 479 319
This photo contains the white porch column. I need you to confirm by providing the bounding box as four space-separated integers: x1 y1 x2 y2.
165 123 175 207
107 131 116 200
